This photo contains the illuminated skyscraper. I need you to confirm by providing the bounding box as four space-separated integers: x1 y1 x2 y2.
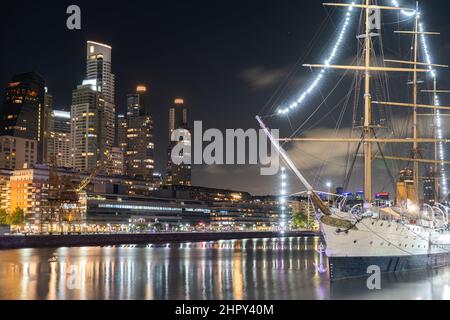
70 82 103 172
167 98 191 186
124 86 154 179
42 88 54 164
46 110 71 168
0 72 46 162
86 41 115 168
116 114 127 150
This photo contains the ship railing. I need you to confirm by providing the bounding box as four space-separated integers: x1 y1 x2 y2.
433 204 449 230
291 190 348 211
423 204 449 231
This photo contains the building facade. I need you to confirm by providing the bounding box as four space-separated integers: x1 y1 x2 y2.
9 166 49 226
0 136 37 170
116 114 127 150
86 41 116 167
42 89 53 164
167 98 191 186
110 147 125 176
70 82 102 172
124 86 155 179
46 110 71 168
0 72 46 163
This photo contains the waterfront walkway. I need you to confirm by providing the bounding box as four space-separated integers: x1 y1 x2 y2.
0 231 321 249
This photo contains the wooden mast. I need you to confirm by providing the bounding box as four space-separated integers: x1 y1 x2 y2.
363 0 373 204
413 1 420 206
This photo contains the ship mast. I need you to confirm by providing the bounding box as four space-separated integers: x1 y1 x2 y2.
434 79 439 201
291 2 450 209
422 80 450 202
412 2 420 205
363 0 373 204
392 1 448 205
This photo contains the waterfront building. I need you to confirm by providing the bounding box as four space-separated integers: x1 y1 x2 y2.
0 170 12 212
155 185 251 202
5 163 285 232
84 190 284 231
70 82 102 172
46 110 71 168
0 72 46 163
9 165 50 226
85 194 211 227
7 164 159 229
210 201 281 230
86 41 116 170
0 136 37 170
124 86 155 179
156 186 286 230
166 98 191 186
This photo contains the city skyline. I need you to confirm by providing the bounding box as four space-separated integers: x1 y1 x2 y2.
2 0 450 305
3 0 450 196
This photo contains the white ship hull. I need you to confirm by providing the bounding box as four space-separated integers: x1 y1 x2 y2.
321 214 450 280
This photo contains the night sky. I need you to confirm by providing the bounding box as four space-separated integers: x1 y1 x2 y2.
2 0 450 196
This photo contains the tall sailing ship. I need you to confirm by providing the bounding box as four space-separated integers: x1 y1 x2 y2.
258 0 450 280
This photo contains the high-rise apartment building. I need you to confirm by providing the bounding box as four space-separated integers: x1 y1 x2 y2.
70 82 103 172
86 41 116 167
0 72 46 163
46 110 71 168
167 99 191 186
42 88 53 164
0 136 37 170
116 114 127 150
124 86 155 179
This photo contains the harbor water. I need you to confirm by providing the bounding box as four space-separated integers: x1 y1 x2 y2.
0 237 449 300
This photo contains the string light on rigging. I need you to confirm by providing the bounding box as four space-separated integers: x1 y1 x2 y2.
279 167 288 231
277 2 356 115
391 0 417 16
392 0 447 197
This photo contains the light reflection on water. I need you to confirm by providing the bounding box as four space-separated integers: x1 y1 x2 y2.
0 237 449 300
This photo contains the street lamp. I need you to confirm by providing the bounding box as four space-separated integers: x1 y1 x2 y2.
280 167 287 232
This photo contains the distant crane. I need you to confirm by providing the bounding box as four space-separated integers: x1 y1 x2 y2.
41 150 111 234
